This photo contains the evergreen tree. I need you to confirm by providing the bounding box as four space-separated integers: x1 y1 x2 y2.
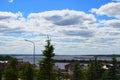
71 61 83 80
86 57 103 80
101 70 109 80
4 58 18 80
107 55 118 80
37 37 55 80
20 62 34 80
0 68 2 80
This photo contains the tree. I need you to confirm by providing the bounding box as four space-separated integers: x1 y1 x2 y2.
20 62 34 80
71 61 83 80
107 55 118 80
57 69 62 80
86 57 103 80
101 70 109 80
4 58 18 80
37 37 55 80
0 55 14 61
0 68 2 80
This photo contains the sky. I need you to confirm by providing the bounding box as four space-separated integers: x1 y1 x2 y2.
0 0 120 55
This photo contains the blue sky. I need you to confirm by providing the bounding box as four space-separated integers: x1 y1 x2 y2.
0 0 111 16
0 0 120 55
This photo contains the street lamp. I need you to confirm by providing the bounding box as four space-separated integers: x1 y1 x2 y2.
24 39 35 65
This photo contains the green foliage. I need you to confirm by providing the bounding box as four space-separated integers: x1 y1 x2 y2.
71 61 83 80
43 38 55 58
101 55 119 80
57 69 62 80
37 38 55 80
86 57 103 80
0 68 2 80
107 55 118 80
101 70 109 80
4 58 18 80
20 62 34 80
61 73 70 80
0 55 14 61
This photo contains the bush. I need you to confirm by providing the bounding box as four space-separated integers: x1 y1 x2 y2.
20 62 34 80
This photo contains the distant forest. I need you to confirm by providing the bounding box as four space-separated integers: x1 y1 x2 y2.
0 55 14 61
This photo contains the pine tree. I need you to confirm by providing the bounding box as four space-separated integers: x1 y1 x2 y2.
4 58 18 80
86 57 103 80
101 70 109 80
37 37 55 80
107 55 118 80
71 61 83 80
20 62 34 80
0 68 2 80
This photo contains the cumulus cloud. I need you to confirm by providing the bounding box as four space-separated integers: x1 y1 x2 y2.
29 10 96 26
0 9 120 55
53 16 80 26
0 10 119 40
0 27 25 34
0 12 25 34
26 10 97 37
61 30 95 38
0 12 22 20
99 19 120 28
91 2 120 19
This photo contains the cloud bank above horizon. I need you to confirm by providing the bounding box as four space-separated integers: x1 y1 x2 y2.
0 2 120 55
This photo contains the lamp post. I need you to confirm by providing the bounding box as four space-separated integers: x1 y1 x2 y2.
25 39 35 65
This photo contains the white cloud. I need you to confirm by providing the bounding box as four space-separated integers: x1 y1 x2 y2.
0 9 120 55
99 19 120 28
0 12 22 20
91 2 120 19
8 0 14 3
27 10 96 37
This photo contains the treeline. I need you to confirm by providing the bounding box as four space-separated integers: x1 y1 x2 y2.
0 55 14 61
1 56 120 80
0 58 34 80
55 59 120 64
70 56 120 80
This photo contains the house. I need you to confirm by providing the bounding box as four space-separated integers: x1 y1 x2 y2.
0 60 35 71
64 62 88 75
0 61 8 70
